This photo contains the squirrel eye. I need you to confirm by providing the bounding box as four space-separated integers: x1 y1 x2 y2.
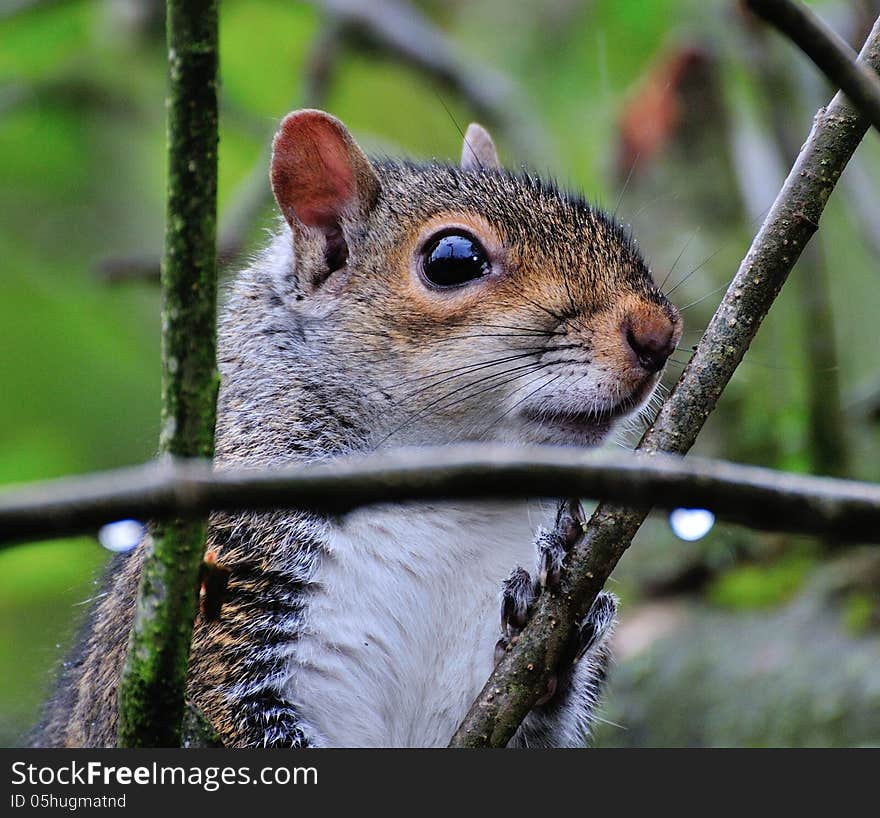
421 232 491 288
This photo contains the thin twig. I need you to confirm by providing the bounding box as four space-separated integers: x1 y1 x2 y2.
449 15 880 748
746 0 880 135
1 445 880 547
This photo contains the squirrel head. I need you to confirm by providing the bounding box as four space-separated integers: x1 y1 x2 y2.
225 109 682 455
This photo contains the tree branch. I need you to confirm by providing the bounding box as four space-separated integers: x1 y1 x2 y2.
1 446 880 547
449 15 880 748
746 0 880 136
115 0 220 748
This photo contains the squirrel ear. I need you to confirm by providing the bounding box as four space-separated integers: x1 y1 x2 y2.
271 109 380 274
461 122 500 171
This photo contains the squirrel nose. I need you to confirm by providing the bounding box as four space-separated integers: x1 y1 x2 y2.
625 311 676 373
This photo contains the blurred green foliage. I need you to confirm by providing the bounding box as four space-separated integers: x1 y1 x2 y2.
707 554 818 609
1 0 879 746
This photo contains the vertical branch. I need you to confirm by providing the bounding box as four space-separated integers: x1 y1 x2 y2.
116 0 219 747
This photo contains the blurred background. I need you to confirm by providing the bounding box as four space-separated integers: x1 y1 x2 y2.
1 0 879 747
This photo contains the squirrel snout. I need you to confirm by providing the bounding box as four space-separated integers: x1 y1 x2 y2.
625 309 678 374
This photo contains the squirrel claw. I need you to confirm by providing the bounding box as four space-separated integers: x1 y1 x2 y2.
535 499 584 589
536 529 567 590
555 498 586 550
575 592 618 661
501 567 535 637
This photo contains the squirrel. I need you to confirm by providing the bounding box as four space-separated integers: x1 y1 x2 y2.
34 110 681 748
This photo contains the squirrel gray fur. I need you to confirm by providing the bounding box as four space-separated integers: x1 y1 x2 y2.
34 111 681 748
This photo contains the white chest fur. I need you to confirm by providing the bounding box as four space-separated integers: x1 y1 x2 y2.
288 500 541 747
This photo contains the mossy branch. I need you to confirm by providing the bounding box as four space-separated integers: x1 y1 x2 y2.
115 0 219 748
449 15 880 748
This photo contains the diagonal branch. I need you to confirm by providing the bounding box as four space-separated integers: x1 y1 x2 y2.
1 445 880 548
449 15 880 748
746 0 880 136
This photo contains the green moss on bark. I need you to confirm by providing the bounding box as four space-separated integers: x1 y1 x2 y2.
117 0 219 748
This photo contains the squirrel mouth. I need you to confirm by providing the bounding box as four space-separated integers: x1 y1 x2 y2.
522 402 630 430
520 380 654 433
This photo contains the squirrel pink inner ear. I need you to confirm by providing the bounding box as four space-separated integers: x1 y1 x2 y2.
270 110 374 233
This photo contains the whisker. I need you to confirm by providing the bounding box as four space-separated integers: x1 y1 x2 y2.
377 360 552 446
591 714 628 731
377 347 567 399
678 281 731 312
631 190 677 220
665 243 727 297
666 205 771 299
386 351 589 447
560 265 580 326
659 227 700 291
482 371 565 435
434 88 468 146
613 151 640 218
384 345 574 405
304 324 563 344
498 274 579 331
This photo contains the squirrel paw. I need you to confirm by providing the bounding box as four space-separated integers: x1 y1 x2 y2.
535 528 568 590
496 500 618 745
506 590 618 747
496 499 585 658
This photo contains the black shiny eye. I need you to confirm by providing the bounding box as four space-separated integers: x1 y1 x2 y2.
421 232 491 288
